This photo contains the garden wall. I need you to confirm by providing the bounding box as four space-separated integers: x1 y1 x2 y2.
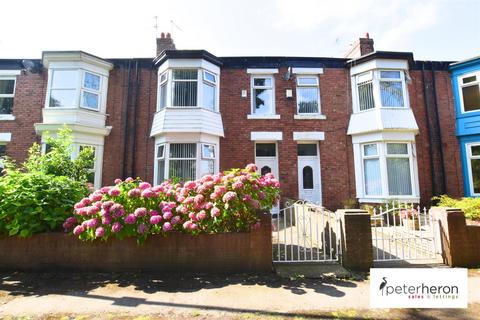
0 214 272 274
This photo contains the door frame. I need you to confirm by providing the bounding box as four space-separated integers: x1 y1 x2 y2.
297 142 322 205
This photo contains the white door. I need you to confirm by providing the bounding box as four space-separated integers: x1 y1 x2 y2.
297 143 322 205
255 143 279 215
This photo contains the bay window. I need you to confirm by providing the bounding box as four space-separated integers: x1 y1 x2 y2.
361 142 416 198
47 69 104 111
79 145 97 186
467 143 480 195
458 72 480 112
157 68 218 111
353 69 408 112
296 76 320 114
172 70 197 107
251 76 274 115
0 77 16 115
155 142 217 184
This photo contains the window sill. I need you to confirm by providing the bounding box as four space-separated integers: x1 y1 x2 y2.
0 115 15 121
358 196 420 204
247 114 281 120
294 114 326 120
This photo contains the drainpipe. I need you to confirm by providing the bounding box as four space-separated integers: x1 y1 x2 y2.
122 60 132 179
431 63 447 194
422 64 436 195
131 60 140 177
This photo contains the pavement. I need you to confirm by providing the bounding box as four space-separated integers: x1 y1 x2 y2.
0 268 479 319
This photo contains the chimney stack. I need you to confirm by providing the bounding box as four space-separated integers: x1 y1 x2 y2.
344 33 374 59
156 32 176 56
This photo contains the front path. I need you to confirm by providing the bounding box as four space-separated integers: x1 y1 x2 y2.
0 270 479 319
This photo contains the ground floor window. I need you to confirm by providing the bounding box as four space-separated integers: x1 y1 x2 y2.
360 142 416 197
79 145 97 187
156 142 216 184
467 143 480 195
0 144 6 174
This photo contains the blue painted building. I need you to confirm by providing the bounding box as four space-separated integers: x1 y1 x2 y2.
450 56 480 196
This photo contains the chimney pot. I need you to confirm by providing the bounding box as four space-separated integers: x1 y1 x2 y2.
156 31 176 56
344 33 374 59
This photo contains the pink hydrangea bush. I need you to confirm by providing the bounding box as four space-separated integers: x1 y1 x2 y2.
65 164 280 243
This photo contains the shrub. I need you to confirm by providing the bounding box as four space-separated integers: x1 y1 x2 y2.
0 127 92 237
433 195 480 221
0 172 87 237
65 164 281 243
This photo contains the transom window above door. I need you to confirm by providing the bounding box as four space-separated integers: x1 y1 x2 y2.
157 68 218 111
255 143 276 157
297 143 318 156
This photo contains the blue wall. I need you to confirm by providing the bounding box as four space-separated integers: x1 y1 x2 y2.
450 57 480 196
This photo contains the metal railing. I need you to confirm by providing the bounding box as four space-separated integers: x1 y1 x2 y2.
272 200 340 263
370 201 439 262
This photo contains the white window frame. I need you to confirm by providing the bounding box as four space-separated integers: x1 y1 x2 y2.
250 75 275 115
0 76 16 118
201 143 215 159
158 71 168 111
78 145 99 187
353 69 409 113
458 71 480 114
157 68 219 111
202 70 216 110
466 142 480 196
46 68 105 112
0 143 6 171
360 142 416 198
296 75 321 115
80 71 102 111
155 143 166 184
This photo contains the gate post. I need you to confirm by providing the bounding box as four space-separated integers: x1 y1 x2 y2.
336 209 373 270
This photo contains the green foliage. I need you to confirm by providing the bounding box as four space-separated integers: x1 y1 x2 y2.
0 172 87 237
22 127 94 182
433 195 480 220
0 126 91 237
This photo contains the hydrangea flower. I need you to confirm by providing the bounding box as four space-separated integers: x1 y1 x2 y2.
111 222 122 233
95 227 105 237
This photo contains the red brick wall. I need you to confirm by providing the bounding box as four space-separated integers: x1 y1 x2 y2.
219 67 355 209
0 71 46 164
1 62 463 210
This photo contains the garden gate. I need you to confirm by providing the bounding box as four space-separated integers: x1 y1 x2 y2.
272 201 341 263
370 202 441 264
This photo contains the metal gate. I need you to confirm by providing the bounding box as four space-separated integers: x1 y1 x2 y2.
272 201 341 263
371 202 440 263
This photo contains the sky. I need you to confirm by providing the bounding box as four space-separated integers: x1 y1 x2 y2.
0 0 479 61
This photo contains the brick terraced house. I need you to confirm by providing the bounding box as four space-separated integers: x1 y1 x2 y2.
0 33 464 209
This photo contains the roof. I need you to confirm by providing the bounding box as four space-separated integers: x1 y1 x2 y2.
347 51 415 67
449 55 480 70
154 50 223 67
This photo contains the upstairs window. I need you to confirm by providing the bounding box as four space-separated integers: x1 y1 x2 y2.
49 70 78 107
158 68 219 111
356 72 375 111
459 72 480 112
172 69 198 107
159 72 168 110
202 71 216 110
354 69 408 112
48 69 104 111
0 78 16 115
379 71 404 108
252 76 274 115
296 76 320 114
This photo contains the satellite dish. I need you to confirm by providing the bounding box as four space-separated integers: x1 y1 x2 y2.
21 59 40 74
283 67 292 80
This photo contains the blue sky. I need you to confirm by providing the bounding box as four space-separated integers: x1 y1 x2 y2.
0 0 478 61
